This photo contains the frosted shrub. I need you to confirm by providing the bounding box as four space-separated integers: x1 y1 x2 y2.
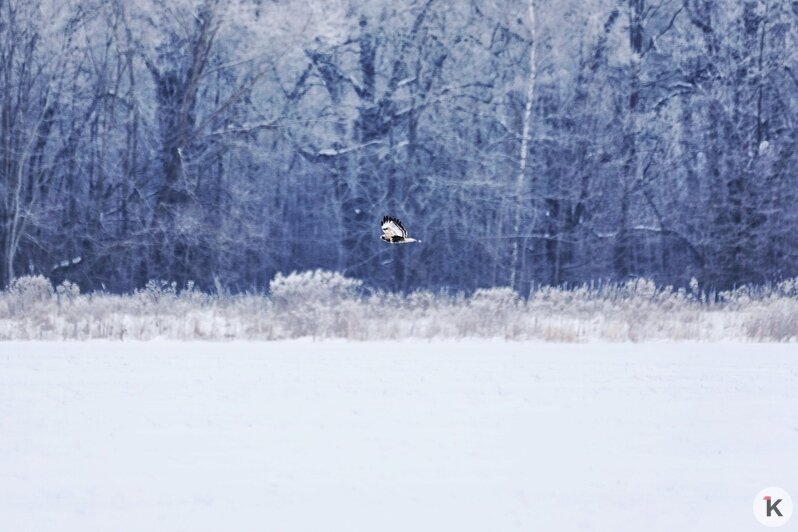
744 298 798 341
406 290 438 311
775 278 798 297
717 285 756 308
268 270 363 338
6 275 54 315
468 287 522 338
689 277 699 294
269 270 362 307
142 280 177 303
0 271 797 341
56 281 80 304
130 280 183 317
745 307 797 341
471 287 520 309
622 278 657 300
177 280 213 307
8 275 54 300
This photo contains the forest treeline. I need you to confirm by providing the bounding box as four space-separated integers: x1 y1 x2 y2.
1 0 796 294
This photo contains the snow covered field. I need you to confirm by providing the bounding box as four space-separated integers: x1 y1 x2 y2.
1 341 796 531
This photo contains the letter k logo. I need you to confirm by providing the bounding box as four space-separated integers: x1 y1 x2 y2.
765 496 783 517
755 488 792 527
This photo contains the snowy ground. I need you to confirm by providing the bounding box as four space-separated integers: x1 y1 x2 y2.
1 341 796 531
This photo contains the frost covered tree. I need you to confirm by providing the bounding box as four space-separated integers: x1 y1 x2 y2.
1 0 797 293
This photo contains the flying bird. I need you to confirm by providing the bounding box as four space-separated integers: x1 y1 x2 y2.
381 216 420 244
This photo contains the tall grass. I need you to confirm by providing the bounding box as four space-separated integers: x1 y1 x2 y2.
1 272 797 341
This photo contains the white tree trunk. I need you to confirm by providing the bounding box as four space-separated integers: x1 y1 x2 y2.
509 0 538 291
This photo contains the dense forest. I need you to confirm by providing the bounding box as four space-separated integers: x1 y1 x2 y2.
1 0 797 294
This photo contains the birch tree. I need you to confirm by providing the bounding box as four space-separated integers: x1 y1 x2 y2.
508 0 538 292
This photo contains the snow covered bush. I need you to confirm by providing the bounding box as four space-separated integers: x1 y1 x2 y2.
138 280 178 305
268 270 363 337
269 270 363 306
56 280 80 303
0 272 797 341
743 296 798 342
471 287 520 309
466 287 522 338
4 275 54 315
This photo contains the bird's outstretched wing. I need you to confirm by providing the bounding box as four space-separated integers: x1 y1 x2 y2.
381 216 407 239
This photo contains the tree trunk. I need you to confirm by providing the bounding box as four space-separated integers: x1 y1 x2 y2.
510 0 538 291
